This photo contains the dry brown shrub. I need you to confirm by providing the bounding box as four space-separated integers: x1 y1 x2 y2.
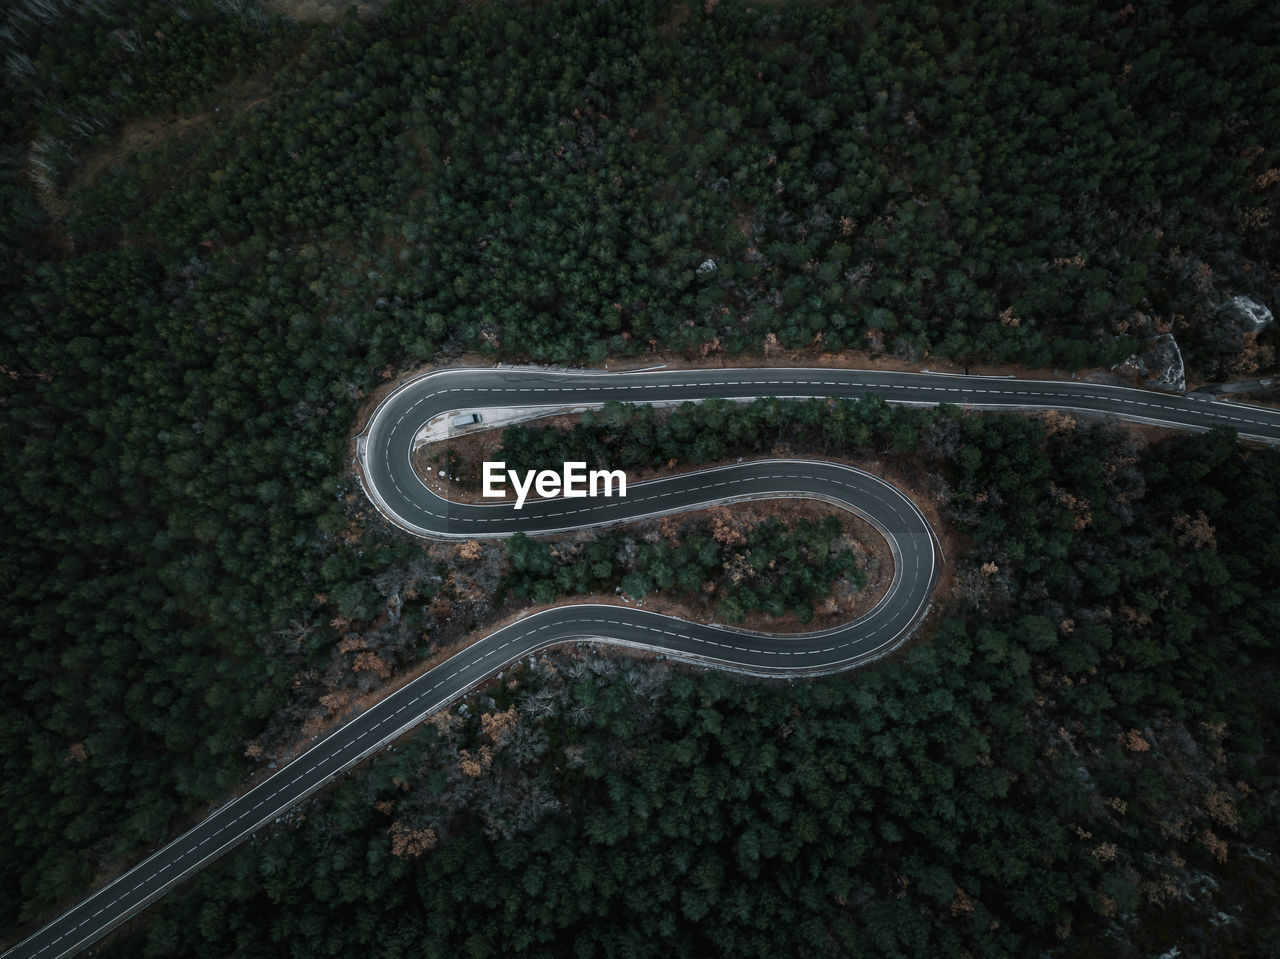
1243 206 1273 230
657 515 683 541
1140 874 1182 904
1172 510 1217 550
353 651 391 679
1199 828 1228 863
1253 167 1280 190
458 746 492 778
722 553 754 585
1229 330 1269 375
481 705 519 748
949 887 976 917
1205 787 1241 830
1038 410 1078 436
1121 729 1151 752
1200 719 1228 740
319 690 352 715
428 711 456 737
708 506 751 546
337 635 366 655
388 822 437 859
1118 605 1152 628
1050 483 1093 530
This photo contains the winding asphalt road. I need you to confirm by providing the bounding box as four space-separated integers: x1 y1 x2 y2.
8 365 1280 959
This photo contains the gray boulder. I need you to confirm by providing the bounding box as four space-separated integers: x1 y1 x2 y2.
1119 333 1186 393
1221 295 1273 334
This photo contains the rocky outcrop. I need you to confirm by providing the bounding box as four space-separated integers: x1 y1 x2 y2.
1118 333 1186 393
1220 295 1273 334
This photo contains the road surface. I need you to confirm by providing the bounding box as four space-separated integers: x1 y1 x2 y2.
9 365 1280 959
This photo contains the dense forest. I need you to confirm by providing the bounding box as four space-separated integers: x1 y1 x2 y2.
2 0 1279 953
7 0 1280 367
503 512 867 622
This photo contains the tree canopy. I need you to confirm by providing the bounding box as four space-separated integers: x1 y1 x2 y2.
3 0 1279 949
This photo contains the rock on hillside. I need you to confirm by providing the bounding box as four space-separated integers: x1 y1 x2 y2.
1118 333 1186 393
1220 295 1274 334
